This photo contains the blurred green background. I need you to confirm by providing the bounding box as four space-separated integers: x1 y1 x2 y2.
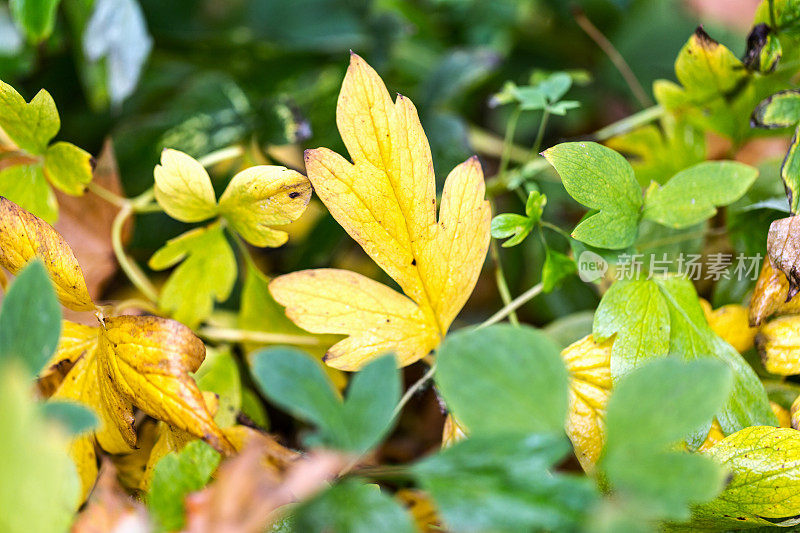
0 0 757 324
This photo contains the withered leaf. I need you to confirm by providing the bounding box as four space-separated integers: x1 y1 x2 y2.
749 260 800 326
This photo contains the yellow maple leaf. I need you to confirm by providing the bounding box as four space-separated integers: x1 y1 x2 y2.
269 54 491 370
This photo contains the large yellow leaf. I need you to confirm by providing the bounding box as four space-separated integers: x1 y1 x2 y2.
270 54 491 370
561 334 612 472
0 197 94 310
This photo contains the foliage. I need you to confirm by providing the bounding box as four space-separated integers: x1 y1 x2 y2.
5 1 800 532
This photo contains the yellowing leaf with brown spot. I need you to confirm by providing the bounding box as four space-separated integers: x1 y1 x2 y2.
0 197 94 310
41 317 232 501
99 316 234 455
561 334 611 472
270 54 491 370
217 165 312 247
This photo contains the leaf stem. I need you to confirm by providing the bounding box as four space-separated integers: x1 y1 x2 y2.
111 204 159 303
198 326 322 346
392 363 437 419
573 8 653 108
87 182 127 208
490 238 519 326
468 125 530 165
197 145 244 167
498 108 522 185
590 105 664 141
478 282 544 329
531 109 550 157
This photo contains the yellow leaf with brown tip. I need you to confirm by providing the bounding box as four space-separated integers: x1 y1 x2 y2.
0 197 94 310
756 315 800 375
749 261 800 326
270 54 491 370
561 334 612 472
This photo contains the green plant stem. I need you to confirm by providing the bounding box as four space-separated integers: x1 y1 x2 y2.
591 105 663 141
111 204 159 303
392 363 437 419
531 109 550 157
198 326 322 346
540 220 572 241
87 182 127 207
498 108 522 184
197 145 244 167
769 0 778 32
468 125 530 165
478 282 544 329
490 239 519 326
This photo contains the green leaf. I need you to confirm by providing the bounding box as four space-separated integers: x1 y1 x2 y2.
0 81 58 154
148 223 237 328
435 324 568 436
543 142 642 249
490 213 532 247
643 161 759 229
538 72 572 102
147 440 221 532
413 433 596 532
655 276 777 434
602 358 732 522
40 401 97 435
0 365 80 533
541 248 576 293
0 163 58 223
593 279 670 378
782 126 800 214
43 142 93 196
751 89 800 129
687 426 800 529
290 480 414 533
195 346 241 428
251 348 399 453
593 276 777 435
0 259 61 375
9 0 61 43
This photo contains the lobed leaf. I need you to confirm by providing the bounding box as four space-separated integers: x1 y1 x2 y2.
148 223 236 328
542 141 642 249
270 53 491 370
0 80 58 154
154 148 218 223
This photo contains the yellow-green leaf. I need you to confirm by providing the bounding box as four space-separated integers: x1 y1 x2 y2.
0 81 58 154
0 163 58 223
0 197 94 310
270 54 491 370
44 141 93 196
691 426 800 528
218 165 311 247
154 148 218 223
149 223 236 328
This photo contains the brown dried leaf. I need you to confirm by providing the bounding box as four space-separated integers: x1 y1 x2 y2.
184 443 343 533
71 460 150 533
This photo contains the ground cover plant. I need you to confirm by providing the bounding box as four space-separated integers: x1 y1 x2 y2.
7 0 800 532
